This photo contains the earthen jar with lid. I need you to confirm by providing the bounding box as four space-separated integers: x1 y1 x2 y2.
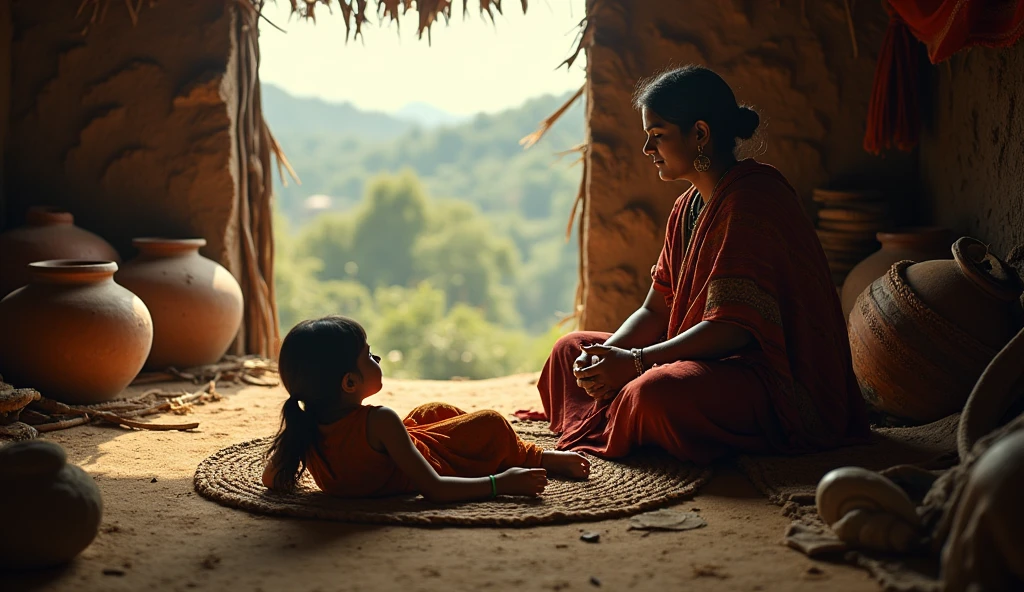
0 206 120 298
848 237 1024 423
841 227 953 321
0 260 153 404
116 238 244 370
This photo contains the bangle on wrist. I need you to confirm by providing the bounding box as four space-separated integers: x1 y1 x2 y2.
630 348 645 377
489 474 497 498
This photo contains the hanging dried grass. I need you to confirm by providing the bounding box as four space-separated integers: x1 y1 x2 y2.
235 1 284 357
519 84 584 149
287 0 527 41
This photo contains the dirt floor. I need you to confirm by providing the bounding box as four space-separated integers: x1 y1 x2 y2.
8 374 879 592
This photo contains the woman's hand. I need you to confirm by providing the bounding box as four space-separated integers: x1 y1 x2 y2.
495 467 548 496
572 344 640 401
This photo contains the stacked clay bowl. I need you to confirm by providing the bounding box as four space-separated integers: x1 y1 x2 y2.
812 189 891 287
848 237 1024 423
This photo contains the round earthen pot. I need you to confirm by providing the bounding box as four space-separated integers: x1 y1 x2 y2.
848 237 1024 423
116 238 243 370
0 261 153 404
0 206 120 299
841 227 953 321
0 440 103 569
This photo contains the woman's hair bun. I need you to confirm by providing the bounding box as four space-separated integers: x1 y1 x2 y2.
735 106 760 140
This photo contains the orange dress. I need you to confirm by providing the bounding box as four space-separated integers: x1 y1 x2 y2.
305 402 544 498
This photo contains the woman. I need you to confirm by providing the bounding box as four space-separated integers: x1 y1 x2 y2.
538 65 869 464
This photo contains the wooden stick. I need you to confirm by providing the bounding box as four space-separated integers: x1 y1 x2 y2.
36 416 91 432
92 412 199 431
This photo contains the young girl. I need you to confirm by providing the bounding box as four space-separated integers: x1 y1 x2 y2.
262 316 590 502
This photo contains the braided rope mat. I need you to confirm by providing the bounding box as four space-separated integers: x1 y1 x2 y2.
194 423 711 526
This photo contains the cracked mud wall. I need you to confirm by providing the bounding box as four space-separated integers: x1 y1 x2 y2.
581 0 918 330
5 0 242 282
919 42 1024 257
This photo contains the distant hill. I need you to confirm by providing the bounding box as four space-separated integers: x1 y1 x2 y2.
395 102 470 128
265 84 586 224
261 83 414 139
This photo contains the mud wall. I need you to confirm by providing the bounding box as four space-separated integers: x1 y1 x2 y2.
919 42 1024 257
5 0 242 280
580 0 919 330
0 1 10 229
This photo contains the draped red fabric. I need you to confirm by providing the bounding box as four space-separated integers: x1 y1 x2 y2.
538 161 870 463
864 0 1024 154
890 0 1024 63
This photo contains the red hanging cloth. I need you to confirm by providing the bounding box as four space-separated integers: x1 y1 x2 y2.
864 1 1024 155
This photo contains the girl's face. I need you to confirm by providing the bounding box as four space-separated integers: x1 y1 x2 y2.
355 343 384 399
641 107 694 182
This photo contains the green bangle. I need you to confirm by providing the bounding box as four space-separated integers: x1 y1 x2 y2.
489 474 497 498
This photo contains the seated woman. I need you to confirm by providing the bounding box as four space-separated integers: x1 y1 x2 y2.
538 65 870 464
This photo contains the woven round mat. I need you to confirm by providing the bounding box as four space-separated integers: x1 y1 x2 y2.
194 423 711 526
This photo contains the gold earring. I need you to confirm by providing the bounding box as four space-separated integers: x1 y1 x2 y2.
694 144 711 172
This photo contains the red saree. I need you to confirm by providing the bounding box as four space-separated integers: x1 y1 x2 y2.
538 159 869 463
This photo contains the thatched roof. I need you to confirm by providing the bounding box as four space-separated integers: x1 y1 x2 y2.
286 0 530 41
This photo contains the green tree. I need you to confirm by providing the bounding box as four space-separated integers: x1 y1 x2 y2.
413 199 520 326
349 170 428 288
296 213 356 281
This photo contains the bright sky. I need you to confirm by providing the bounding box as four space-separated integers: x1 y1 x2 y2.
258 0 586 116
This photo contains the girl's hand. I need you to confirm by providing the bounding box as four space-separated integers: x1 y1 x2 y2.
495 467 548 496
573 344 638 401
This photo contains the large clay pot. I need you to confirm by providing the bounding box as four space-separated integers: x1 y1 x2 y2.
116 238 243 370
848 237 1024 423
0 440 103 569
0 261 153 404
841 227 953 321
0 206 120 299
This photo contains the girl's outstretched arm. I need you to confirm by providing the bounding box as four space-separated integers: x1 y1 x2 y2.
367 406 547 503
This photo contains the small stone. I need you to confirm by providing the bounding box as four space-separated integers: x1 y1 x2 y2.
150 477 157 483
807 566 823 575
589 576 601 586
580 531 600 543
690 507 700 512
555 544 569 549
102 569 126 576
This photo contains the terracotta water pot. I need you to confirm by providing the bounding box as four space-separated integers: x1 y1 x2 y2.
116 238 243 370
841 227 953 321
0 261 153 404
848 237 1024 423
0 206 120 299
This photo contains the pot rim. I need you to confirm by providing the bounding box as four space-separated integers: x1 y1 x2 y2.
25 206 73 226
27 259 118 283
132 237 207 248
29 259 118 271
952 237 1024 302
875 226 953 246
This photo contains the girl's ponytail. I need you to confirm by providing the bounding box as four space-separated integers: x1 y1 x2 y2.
267 397 319 490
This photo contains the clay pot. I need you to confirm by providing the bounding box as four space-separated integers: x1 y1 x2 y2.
0 206 120 299
0 261 153 403
841 227 953 321
116 238 243 370
0 440 103 569
848 237 1024 423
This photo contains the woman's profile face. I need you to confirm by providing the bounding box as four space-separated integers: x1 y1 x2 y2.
641 107 692 182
